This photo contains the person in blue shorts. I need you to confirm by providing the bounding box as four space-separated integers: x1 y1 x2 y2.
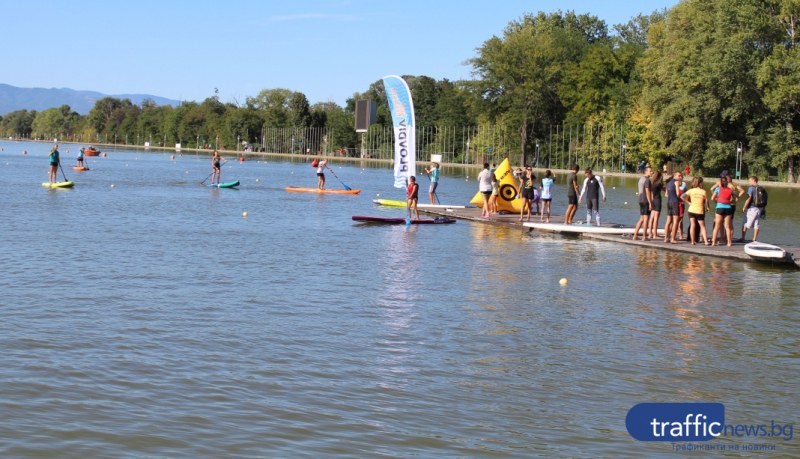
424 162 440 204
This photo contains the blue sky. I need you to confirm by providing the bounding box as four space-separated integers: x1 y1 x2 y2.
4 0 676 107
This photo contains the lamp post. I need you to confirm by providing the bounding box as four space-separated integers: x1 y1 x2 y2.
535 143 540 168
621 139 627 173
736 142 743 179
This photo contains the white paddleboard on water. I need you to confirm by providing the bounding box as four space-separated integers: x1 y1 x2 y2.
744 241 788 261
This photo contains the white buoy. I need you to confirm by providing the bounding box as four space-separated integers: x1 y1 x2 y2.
242 211 248 217
559 278 568 286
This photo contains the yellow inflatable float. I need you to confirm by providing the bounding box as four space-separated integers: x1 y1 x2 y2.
470 158 524 212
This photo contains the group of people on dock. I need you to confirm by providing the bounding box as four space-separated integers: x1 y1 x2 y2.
471 161 767 244
632 166 767 245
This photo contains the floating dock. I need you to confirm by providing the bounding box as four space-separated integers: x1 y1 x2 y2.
414 206 800 268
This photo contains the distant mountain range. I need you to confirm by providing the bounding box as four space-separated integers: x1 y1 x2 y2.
0 83 182 116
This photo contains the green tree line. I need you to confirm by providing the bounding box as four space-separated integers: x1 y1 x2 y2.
1 1 798 181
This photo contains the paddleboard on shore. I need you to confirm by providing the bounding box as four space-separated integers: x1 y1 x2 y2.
42 181 74 188
352 215 456 225
286 186 360 195
372 198 469 209
744 241 789 262
209 180 240 188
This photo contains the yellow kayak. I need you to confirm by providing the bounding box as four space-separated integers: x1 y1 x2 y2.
42 181 75 188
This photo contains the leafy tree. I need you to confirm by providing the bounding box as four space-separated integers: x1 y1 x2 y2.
469 11 607 164
32 105 80 139
758 0 800 182
0 109 36 137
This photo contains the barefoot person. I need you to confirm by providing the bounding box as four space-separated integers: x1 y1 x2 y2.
407 176 419 220
316 159 327 189
632 166 652 240
424 162 440 204
519 167 535 222
711 175 736 246
564 164 580 224
48 143 60 183
540 170 554 223
489 173 499 215
680 176 710 245
210 150 221 185
663 172 683 243
740 176 767 242
648 170 664 239
477 163 493 218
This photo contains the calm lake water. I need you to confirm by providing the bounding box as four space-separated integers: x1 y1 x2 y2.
1 141 798 458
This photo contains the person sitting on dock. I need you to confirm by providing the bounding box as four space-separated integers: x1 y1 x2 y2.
578 168 606 226
632 166 652 240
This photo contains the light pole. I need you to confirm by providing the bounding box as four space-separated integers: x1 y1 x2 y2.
621 139 627 173
535 143 540 168
736 142 743 179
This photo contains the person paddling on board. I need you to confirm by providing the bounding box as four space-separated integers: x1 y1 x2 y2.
48 143 60 183
76 147 84 168
424 162 440 204
211 150 222 185
316 159 327 189
407 176 420 220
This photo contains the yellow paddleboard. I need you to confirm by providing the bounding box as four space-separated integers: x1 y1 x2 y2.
42 181 75 188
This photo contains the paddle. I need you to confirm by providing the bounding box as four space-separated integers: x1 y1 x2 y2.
58 159 69 183
325 164 352 190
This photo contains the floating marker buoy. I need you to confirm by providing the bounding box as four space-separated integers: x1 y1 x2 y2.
624 202 628 205
242 211 248 217
376 193 380 197
110 184 116 188
255 178 260 182
559 278 568 286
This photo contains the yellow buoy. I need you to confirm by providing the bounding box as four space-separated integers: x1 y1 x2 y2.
559 278 568 286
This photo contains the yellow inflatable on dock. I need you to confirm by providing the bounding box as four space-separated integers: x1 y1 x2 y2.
470 158 523 212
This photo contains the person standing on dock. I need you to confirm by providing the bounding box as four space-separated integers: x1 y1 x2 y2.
633 166 652 240
681 176 710 245
647 170 664 240
564 164 580 224
540 170 554 223
663 172 684 243
424 162 440 204
711 175 736 246
578 168 606 225
477 163 493 218
48 143 60 183
519 167 536 222
740 176 767 242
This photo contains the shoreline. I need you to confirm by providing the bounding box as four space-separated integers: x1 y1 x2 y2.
5 137 799 189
